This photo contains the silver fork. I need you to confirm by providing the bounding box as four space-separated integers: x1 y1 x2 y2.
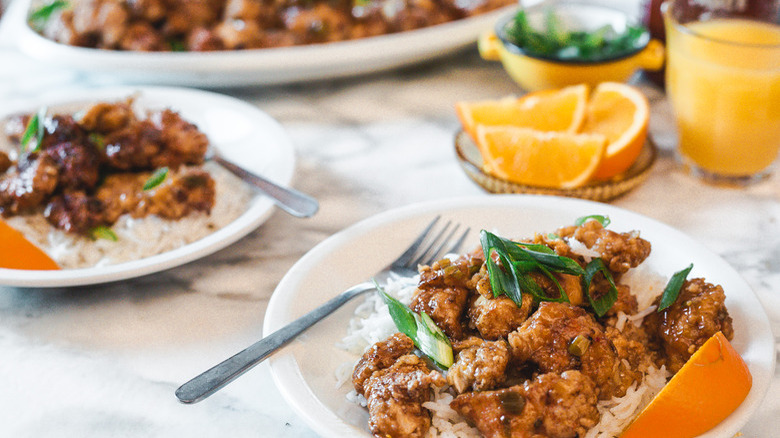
175 216 470 404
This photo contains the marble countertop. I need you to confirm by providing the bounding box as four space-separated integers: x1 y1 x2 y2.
0 2 778 437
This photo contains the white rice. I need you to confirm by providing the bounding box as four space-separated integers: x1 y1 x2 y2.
5 162 251 269
337 262 673 437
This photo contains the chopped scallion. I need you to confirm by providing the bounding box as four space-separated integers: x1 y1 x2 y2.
657 263 694 312
582 258 618 317
143 167 169 191
378 282 453 369
90 226 118 242
575 215 611 228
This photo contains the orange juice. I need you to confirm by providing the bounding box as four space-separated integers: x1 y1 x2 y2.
665 18 780 178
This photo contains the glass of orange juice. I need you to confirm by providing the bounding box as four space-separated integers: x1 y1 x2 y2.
663 0 780 185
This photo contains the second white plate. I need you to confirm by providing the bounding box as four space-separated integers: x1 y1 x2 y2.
0 86 295 287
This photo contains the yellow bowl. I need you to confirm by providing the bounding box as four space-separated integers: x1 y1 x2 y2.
480 3 665 91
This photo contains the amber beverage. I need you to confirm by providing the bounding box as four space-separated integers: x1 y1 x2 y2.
663 0 780 185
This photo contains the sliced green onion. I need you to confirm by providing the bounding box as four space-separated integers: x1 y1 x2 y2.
143 167 169 191
88 133 106 150
20 107 47 153
504 9 648 62
568 334 591 356
575 215 611 228
378 282 453 369
29 0 69 31
90 226 118 242
480 230 585 307
582 258 618 317
657 263 694 312
168 40 186 52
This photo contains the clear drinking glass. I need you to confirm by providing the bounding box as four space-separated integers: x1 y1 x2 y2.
663 0 780 186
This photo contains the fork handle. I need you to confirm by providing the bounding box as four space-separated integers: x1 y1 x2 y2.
212 154 319 218
175 282 374 404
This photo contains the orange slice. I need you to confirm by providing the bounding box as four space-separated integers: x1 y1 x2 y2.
0 219 60 270
475 125 607 189
621 331 752 438
456 84 588 141
580 82 649 180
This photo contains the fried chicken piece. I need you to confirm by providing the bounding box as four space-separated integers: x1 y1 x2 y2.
0 154 60 215
70 0 129 48
643 278 734 373
78 100 136 133
119 22 167 51
507 302 632 399
43 141 101 191
418 252 484 290
468 294 532 340
154 109 209 167
558 219 651 275
140 169 215 219
450 370 599 438
187 27 225 51
447 337 509 394
103 119 164 170
352 333 415 396
603 284 639 317
102 108 208 171
363 354 445 438
410 285 469 340
0 151 11 173
282 4 352 44
44 190 106 234
39 115 88 151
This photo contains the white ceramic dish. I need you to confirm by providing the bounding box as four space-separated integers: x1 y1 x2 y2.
6 0 523 87
0 86 295 287
265 195 775 438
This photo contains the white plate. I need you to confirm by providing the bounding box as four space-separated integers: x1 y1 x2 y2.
5 0 522 87
265 195 775 438
0 85 295 287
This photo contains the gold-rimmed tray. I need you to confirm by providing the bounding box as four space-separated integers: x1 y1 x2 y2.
454 131 656 202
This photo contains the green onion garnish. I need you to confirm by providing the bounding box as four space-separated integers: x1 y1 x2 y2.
29 0 69 31
88 133 105 150
582 258 619 317
568 334 591 356
480 229 620 315
378 282 453 369
657 263 694 312
143 167 169 191
90 226 118 242
20 107 47 153
575 214 611 228
504 9 648 62
480 230 589 306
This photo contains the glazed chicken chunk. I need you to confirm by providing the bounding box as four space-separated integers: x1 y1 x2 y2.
353 334 445 438
363 354 445 438
352 332 415 395
644 277 734 372
450 370 599 438
558 219 651 275
468 294 533 340
508 302 636 399
447 337 510 394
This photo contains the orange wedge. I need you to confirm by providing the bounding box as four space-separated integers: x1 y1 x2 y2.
621 331 752 438
0 219 60 270
580 82 649 180
475 125 607 189
456 84 588 141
